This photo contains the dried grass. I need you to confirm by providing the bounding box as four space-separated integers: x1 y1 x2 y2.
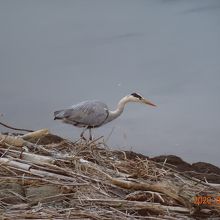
0 130 220 219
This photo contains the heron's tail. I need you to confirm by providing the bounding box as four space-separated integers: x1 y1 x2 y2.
54 110 64 120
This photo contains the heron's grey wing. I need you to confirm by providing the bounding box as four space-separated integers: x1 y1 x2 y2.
62 100 109 127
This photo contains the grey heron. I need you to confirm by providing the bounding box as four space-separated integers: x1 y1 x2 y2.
54 92 156 140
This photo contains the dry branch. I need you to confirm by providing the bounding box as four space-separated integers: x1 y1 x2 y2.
110 178 191 208
73 198 190 214
0 121 33 132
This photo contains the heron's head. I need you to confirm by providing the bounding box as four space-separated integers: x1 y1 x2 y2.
128 92 157 107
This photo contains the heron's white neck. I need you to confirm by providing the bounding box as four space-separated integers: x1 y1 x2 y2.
104 96 130 124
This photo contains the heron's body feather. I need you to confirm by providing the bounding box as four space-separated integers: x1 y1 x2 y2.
54 100 109 128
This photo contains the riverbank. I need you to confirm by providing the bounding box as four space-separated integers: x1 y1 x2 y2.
0 129 220 219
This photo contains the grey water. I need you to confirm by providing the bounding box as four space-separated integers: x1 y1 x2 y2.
1 0 220 166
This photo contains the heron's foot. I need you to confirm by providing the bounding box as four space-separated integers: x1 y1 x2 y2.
80 128 93 141
80 133 87 141
89 128 93 141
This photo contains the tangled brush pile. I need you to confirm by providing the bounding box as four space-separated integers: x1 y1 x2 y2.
0 129 220 219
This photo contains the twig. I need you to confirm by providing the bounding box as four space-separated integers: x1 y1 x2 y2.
71 198 190 213
151 160 216 187
0 121 33 132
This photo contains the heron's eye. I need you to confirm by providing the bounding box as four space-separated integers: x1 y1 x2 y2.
131 93 142 100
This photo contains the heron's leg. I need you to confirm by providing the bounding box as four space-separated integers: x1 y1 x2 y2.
89 128 92 141
80 127 87 140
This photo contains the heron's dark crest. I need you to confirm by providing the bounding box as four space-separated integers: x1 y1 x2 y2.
131 92 143 100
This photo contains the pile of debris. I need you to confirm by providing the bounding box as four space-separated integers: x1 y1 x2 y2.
0 129 220 219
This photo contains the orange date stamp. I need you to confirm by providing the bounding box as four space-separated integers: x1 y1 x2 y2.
193 195 220 205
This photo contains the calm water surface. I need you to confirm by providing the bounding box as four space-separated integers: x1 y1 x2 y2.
0 0 220 166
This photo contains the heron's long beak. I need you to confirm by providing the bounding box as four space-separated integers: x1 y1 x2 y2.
143 99 157 107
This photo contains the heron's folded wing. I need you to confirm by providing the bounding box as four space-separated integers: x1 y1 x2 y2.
63 101 109 127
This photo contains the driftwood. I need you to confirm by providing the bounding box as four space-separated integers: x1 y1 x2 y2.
0 158 79 182
0 148 55 164
22 129 49 140
0 129 220 219
110 178 190 208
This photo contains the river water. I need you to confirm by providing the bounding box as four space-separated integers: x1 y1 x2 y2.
1 0 220 166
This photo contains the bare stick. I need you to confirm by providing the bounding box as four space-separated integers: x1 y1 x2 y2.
0 121 33 132
70 198 190 213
